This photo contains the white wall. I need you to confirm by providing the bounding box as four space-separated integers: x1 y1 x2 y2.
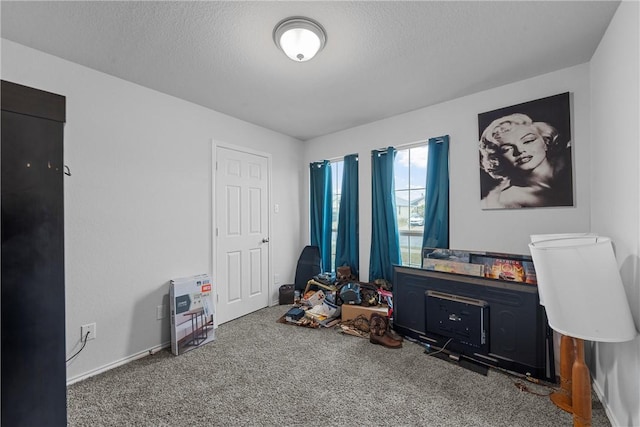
1 39 304 382
590 1 640 425
304 64 592 282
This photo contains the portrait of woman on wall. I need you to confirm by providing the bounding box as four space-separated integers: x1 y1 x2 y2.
478 92 573 209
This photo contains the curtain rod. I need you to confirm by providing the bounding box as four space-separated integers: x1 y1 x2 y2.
373 140 425 153
316 135 447 162
321 153 359 163
373 135 448 153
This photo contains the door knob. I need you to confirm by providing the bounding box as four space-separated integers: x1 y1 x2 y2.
262 238 270 243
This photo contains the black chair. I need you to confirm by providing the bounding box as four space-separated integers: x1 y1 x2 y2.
293 246 322 291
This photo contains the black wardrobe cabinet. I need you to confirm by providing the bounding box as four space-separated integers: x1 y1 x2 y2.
2 80 67 426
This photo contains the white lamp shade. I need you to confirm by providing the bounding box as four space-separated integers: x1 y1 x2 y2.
530 232 598 243
529 233 598 306
274 17 326 62
529 236 636 342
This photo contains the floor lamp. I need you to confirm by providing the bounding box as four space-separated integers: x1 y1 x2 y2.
529 236 637 427
530 232 598 393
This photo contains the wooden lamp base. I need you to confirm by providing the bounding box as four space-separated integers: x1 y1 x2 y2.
551 334 592 427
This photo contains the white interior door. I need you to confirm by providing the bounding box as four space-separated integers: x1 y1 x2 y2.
215 146 270 325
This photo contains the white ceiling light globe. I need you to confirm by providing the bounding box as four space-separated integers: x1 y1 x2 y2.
279 28 321 61
274 17 326 62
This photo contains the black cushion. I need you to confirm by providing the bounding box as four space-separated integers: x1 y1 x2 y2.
294 246 322 291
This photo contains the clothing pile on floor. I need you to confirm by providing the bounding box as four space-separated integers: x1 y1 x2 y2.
278 270 403 348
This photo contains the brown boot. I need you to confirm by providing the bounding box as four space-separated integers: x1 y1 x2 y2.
370 331 403 348
369 313 402 348
386 328 404 343
369 313 388 337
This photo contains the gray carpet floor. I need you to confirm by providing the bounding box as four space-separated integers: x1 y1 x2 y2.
67 305 611 426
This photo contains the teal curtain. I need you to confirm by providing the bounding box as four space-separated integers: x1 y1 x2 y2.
422 135 450 249
369 147 401 282
309 161 332 272
335 154 359 275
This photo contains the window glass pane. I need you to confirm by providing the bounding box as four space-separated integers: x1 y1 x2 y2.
409 146 428 190
408 189 425 231
395 189 410 232
408 235 423 267
394 143 428 266
330 160 344 272
334 161 343 194
394 150 410 192
399 234 409 265
397 233 423 268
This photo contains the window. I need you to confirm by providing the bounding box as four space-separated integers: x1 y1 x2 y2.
330 159 344 272
394 145 428 267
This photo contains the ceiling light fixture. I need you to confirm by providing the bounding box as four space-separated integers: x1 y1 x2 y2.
273 17 326 62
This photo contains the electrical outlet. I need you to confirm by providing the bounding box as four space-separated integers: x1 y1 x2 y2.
156 304 167 320
81 323 96 341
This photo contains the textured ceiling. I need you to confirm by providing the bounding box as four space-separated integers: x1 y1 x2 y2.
1 1 620 141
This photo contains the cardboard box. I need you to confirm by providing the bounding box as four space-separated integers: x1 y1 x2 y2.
170 274 215 356
341 304 389 322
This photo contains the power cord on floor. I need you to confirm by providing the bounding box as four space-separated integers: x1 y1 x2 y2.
66 331 90 363
423 338 453 357
420 336 558 398
512 374 555 397
471 356 558 397
513 380 554 396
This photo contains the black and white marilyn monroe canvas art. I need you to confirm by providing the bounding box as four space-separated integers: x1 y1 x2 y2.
478 92 574 209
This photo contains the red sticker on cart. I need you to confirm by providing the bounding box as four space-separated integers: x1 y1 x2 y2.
201 284 211 292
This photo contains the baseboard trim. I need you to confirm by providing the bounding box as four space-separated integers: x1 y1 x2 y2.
66 341 171 386
591 379 618 427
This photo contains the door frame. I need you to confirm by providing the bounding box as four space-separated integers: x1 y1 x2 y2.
211 139 273 325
